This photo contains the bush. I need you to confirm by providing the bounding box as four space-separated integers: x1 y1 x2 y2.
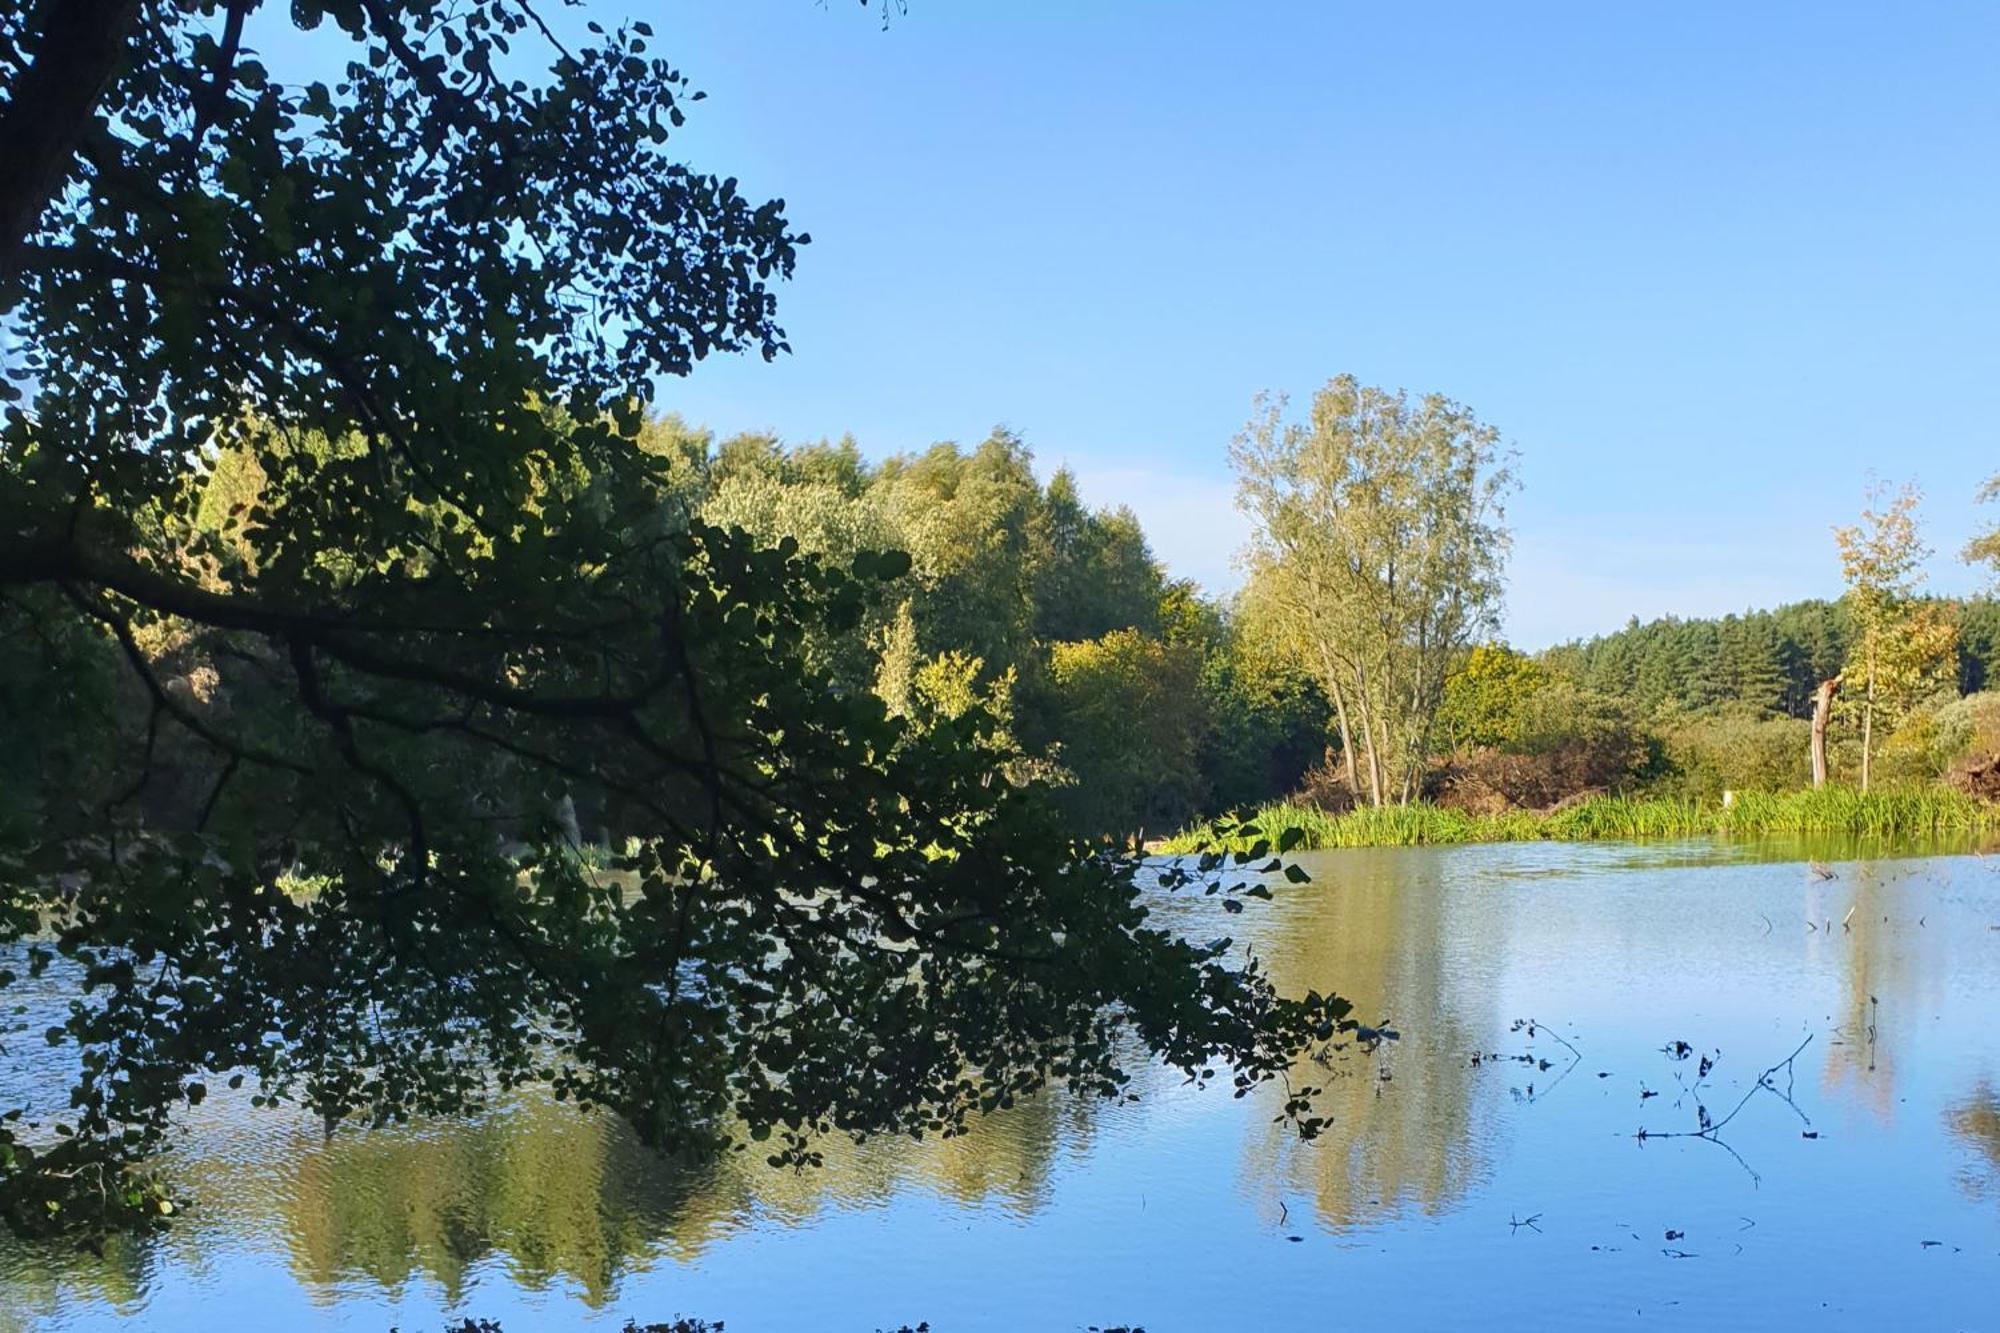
1647 706 1811 800
1432 682 1648 812
1291 748 1358 813
1927 690 2000 773
1041 629 1206 840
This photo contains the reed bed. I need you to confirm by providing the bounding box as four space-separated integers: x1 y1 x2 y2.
1159 785 1994 853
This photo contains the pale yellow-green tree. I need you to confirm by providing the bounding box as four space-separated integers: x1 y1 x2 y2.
1434 643 1544 753
872 600 923 720
1833 482 1955 789
1966 472 2000 582
1232 376 1515 806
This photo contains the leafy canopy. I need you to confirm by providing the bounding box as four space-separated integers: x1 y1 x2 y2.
1234 375 1516 806
0 0 1346 1235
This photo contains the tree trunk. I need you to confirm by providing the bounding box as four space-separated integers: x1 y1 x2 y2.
0 0 143 281
1347 662 1386 808
1810 676 1840 788
1860 679 1874 793
1358 701 1384 808
1373 714 1393 808
554 792 583 849
1326 671 1359 797
1858 639 1877 792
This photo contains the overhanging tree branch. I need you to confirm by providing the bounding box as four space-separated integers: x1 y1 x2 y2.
0 0 142 282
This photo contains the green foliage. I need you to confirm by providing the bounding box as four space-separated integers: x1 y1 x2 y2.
686 426 1173 709
1432 679 1651 812
1716 615 1790 715
872 600 922 719
1234 375 1516 806
1540 595 2000 732
1834 481 1957 788
1959 600 2000 694
1168 786 1995 853
0 0 1345 1239
870 432 1042 670
1968 471 2000 584
1436 644 1543 751
1927 691 2000 772
1157 579 1326 815
1648 707 1811 800
664 424 1319 834
1040 630 1207 840
1544 602 1857 720
1029 469 1164 643
0 587 125 850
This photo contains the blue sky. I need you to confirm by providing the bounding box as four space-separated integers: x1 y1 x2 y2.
276 2 2000 646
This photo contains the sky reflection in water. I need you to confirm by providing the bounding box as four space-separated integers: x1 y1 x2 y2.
4 837 1999 1331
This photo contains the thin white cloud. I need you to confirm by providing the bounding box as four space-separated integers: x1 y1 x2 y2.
1044 458 1251 596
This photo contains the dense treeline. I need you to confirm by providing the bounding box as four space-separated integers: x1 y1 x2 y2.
174 411 2000 842
557 414 2000 831
645 418 1331 842
1541 599 2000 720
175 417 1332 847
1202 385 2000 823
1414 595 2000 812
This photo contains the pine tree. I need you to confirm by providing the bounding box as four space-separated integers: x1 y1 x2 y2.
1736 618 1789 714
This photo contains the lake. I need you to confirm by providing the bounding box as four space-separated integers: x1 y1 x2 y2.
4 837 1999 1331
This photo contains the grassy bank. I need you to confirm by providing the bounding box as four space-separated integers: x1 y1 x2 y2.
1159 786 1997 853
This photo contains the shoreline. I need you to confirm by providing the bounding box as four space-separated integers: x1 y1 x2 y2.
1159 786 1998 854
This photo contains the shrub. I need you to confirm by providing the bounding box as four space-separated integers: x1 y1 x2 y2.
1927 690 2000 773
1647 706 1811 800
1292 748 1358 813
1432 682 1648 811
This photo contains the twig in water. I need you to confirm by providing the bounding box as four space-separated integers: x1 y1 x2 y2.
1633 1033 1816 1184
1515 1018 1582 1063
1510 1019 1584 1105
1698 1034 1814 1138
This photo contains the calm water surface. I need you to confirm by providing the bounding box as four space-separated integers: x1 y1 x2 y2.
5 837 2000 1331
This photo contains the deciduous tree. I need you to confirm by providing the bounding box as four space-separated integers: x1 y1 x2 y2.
1233 376 1515 806
0 0 1344 1235
1042 629 1206 844
1834 482 1953 789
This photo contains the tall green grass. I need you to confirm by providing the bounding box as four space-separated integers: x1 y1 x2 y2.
1159 785 1995 853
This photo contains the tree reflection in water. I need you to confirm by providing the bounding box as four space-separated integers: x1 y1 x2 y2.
1237 848 1497 1232
1948 1081 2000 1208
270 1088 1079 1305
